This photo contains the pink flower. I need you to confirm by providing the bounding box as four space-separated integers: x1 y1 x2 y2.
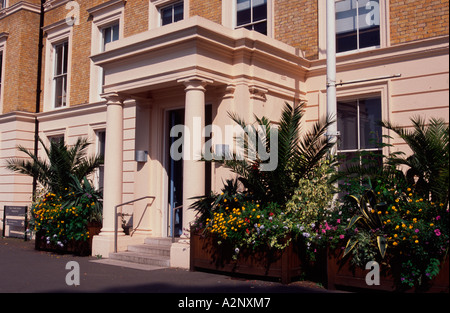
435 229 441 236
436 216 441 221
337 219 341 224
339 234 345 239
415 229 419 233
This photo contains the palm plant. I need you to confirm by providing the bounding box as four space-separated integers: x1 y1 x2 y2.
380 116 449 204
208 102 336 206
7 137 104 196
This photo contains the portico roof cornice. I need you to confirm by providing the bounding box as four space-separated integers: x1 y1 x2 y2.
91 16 310 96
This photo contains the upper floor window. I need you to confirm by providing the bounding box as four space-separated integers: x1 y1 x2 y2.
53 41 68 108
236 0 267 35
336 0 380 53
161 1 184 26
0 52 3 101
0 0 7 10
102 23 120 51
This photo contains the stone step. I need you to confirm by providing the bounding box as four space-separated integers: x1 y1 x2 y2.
107 237 176 268
144 237 175 246
109 251 170 268
127 244 171 256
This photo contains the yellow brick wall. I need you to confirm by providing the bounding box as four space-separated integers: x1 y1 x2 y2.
40 0 150 110
124 0 149 37
1 10 40 114
390 0 449 44
189 0 222 24
274 0 318 60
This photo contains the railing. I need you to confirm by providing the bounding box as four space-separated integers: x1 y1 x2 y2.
171 204 183 243
114 196 155 253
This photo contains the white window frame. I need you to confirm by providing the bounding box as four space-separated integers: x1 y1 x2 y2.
222 0 273 37
43 20 73 111
0 0 8 10
149 0 189 29
160 1 184 26
88 0 125 103
53 41 69 109
318 0 390 59
235 0 267 34
0 32 7 113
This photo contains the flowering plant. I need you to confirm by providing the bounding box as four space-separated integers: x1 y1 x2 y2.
30 192 95 248
191 186 294 259
326 181 449 289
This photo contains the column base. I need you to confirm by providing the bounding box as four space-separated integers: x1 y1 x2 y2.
91 234 146 258
170 240 190 269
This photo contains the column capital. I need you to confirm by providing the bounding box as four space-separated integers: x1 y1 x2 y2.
101 92 127 105
177 75 214 91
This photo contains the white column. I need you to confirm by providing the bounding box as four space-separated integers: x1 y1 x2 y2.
178 77 212 235
100 93 125 236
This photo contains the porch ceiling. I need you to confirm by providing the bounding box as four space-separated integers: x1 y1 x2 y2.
90 16 309 97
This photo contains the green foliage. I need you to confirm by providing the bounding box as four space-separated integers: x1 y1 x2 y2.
208 102 335 206
7 137 103 196
380 116 449 204
343 189 388 259
30 192 94 247
63 175 103 223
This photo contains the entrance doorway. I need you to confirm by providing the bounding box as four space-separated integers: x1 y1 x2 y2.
166 105 212 238
168 108 184 238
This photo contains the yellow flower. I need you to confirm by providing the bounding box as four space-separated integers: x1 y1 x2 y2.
256 215 260 219
415 240 419 244
393 242 398 246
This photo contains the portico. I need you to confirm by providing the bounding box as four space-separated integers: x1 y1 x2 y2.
90 16 307 266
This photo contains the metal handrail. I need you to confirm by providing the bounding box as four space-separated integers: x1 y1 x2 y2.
171 205 183 243
114 196 155 253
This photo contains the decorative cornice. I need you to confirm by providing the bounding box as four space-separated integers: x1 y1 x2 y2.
43 0 69 12
0 1 41 20
87 0 126 16
249 85 268 102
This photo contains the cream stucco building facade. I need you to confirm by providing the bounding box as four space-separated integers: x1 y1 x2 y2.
0 0 448 268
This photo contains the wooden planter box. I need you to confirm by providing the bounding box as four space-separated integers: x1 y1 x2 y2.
327 248 449 293
190 232 321 284
35 222 101 256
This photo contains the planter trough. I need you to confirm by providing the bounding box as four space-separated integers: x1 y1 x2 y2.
35 222 102 256
190 232 316 284
327 248 449 293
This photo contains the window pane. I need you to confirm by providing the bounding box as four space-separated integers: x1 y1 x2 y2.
359 26 380 49
112 24 120 42
55 44 64 75
336 0 356 34
174 2 184 22
161 7 173 26
104 27 112 46
358 0 380 30
237 0 251 26
54 76 66 108
359 97 382 149
253 0 267 22
63 42 68 73
337 31 358 53
253 20 267 35
0 53 3 84
337 100 358 151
